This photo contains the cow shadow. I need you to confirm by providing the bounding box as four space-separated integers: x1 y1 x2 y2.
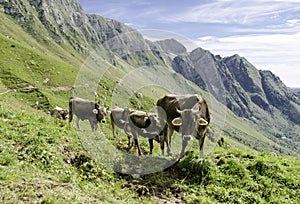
116 151 211 202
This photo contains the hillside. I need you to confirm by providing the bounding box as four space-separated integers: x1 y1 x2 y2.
1 0 300 203
1 97 300 203
1 99 300 203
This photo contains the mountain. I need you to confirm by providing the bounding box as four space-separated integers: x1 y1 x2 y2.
171 45 300 153
0 0 300 154
1 0 300 203
155 38 187 55
292 88 300 96
0 0 165 68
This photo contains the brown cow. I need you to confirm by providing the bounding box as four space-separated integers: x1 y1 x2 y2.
157 94 210 157
69 96 107 131
123 110 161 155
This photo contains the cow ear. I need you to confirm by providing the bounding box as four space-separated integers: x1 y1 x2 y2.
93 109 98 114
172 117 182 126
198 118 208 126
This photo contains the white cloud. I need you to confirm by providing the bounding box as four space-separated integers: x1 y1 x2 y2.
286 19 300 26
261 64 300 88
195 32 300 87
167 0 300 26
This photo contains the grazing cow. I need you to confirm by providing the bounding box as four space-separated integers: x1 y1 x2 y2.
110 107 133 138
69 96 107 131
124 110 161 155
50 106 69 120
156 94 210 157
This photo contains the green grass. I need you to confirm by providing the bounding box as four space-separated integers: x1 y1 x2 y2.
0 96 153 203
1 98 300 203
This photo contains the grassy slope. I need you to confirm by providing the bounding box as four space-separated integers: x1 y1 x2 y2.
0 94 151 203
1 9 300 203
1 96 300 203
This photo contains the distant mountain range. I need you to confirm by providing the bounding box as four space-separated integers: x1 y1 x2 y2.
292 88 300 96
1 0 299 156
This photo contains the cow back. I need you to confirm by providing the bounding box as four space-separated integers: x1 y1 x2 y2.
69 97 97 120
128 110 150 129
110 107 133 128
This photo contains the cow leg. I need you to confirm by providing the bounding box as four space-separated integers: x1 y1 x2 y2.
160 126 167 156
134 138 141 156
127 136 132 147
148 138 154 155
111 120 116 137
69 112 73 123
166 127 174 156
160 138 165 156
89 119 98 131
68 102 73 123
89 119 94 131
133 132 141 156
94 124 98 131
199 134 206 154
91 123 98 131
75 117 80 130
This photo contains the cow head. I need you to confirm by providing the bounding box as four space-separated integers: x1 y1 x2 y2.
171 108 208 141
94 103 107 123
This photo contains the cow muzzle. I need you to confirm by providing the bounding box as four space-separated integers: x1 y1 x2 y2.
183 135 193 141
101 119 106 123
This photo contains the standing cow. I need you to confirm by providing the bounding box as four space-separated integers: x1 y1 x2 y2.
124 110 161 155
157 94 210 157
69 96 107 131
110 107 133 138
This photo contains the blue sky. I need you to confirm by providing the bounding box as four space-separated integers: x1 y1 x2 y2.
78 0 300 87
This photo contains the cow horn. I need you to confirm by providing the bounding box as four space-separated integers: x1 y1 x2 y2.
176 108 183 114
192 109 201 115
92 109 98 114
198 118 208 126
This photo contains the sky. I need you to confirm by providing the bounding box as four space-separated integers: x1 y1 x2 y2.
78 0 300 87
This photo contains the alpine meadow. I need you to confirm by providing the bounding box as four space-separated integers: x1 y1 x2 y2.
0 0 300 203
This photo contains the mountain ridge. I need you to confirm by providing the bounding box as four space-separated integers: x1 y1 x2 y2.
1 0 299 156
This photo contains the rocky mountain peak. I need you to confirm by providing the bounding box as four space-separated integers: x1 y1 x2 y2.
171 46 300 125
1 0 166 66
222 54 264 94
155 38 187 55
260 70 300 124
